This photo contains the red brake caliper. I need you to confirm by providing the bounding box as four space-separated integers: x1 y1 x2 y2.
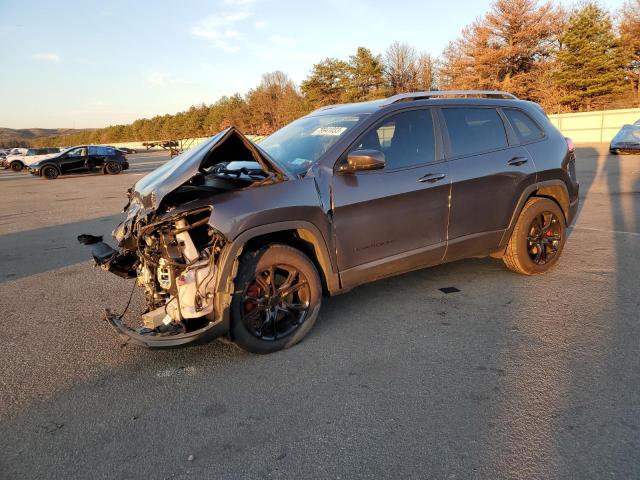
244 283 261 312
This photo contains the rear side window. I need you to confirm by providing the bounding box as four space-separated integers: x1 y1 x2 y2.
442 108 508 157
503 109 544 143
88 146 116 156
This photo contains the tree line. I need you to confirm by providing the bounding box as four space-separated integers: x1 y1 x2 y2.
34 0 640 147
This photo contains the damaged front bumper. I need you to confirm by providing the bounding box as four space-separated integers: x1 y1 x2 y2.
105 308 228 349
81 205 233 349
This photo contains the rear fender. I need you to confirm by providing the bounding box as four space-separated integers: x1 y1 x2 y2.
498 180 573 249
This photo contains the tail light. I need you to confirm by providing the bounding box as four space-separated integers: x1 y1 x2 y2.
565 137 577 181
565 137 575 153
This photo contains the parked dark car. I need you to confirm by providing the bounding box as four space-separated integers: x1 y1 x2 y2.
610 123 640 154
30 145 129 179
81 90 579 353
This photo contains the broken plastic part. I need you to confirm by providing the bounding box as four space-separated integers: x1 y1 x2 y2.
105 309 228 349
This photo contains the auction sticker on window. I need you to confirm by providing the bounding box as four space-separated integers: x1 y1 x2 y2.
311 126 347 136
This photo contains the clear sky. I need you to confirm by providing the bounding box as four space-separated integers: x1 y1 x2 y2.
0 0 628 129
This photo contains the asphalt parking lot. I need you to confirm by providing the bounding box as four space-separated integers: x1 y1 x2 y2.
0 146 639 479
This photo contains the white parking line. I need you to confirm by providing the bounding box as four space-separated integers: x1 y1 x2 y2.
572 226 640 237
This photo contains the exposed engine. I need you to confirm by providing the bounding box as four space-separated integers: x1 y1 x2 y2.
78 127 284 347
133 208 224 333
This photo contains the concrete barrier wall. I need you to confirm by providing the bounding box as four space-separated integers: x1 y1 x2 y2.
548 108 640 143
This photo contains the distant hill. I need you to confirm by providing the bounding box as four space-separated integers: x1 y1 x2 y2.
0 127 95 147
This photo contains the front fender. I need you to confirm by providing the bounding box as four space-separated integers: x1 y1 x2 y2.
215 220 340 296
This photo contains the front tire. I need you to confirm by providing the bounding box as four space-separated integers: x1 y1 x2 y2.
230 244 322 354
42 165 59 180
502 197 566 275
10 161 23 172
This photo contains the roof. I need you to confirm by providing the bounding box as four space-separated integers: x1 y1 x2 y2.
309 91 530 117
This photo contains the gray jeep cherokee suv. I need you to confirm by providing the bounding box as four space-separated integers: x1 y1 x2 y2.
81 90 579 353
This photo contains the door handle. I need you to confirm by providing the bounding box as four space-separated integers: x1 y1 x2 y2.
418 173 446 183
508 157 528 166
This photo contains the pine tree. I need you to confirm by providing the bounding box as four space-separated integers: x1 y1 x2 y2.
345 47 388 102
554 3 629 110
300 58 350 108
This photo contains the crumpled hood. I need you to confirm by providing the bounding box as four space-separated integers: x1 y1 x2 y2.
130 127 283 213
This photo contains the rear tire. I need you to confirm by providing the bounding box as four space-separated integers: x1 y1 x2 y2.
42 165 59 180
105 161 122 175
503 197 566 275
230 244 322 354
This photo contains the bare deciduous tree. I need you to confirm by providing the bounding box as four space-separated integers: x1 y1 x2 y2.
415 53 436 91
385 42 418 93
620 0 640 105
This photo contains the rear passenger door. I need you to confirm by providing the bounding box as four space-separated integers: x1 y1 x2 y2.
439 106 537 260
88 145 112 168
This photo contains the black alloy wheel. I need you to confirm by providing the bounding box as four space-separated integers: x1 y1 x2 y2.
241 264 311 341
105 161 122 175
231 244 322 354
526 211 562 265
42 165 59 180
503 196 566 275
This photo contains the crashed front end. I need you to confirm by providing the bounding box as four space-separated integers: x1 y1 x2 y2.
80 128 284 348
86 206 227 348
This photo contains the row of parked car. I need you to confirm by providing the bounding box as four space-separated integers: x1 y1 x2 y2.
0 145 135 179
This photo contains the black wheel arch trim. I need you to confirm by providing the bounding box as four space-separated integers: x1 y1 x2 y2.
499 179 574 248
216 221 340 296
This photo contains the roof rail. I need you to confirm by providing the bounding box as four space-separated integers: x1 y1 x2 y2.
310 104 340 115
382 90 518 105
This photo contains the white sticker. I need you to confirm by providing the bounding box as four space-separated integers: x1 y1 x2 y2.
311 126 347 136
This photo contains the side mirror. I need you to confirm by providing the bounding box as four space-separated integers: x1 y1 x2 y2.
340 149 385 173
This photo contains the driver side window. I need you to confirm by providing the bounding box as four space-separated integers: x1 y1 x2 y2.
350 109 436 170
68 147 87 157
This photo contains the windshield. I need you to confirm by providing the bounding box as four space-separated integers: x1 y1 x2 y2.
259 113 368 173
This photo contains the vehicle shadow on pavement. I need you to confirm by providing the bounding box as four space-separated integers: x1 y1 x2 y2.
0 213 126 282
477 148 640 479
570 145 599 229
0 255 520 479
2 149 640 479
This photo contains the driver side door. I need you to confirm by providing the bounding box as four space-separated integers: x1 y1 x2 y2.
61 146 88 172
331 108 450 289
